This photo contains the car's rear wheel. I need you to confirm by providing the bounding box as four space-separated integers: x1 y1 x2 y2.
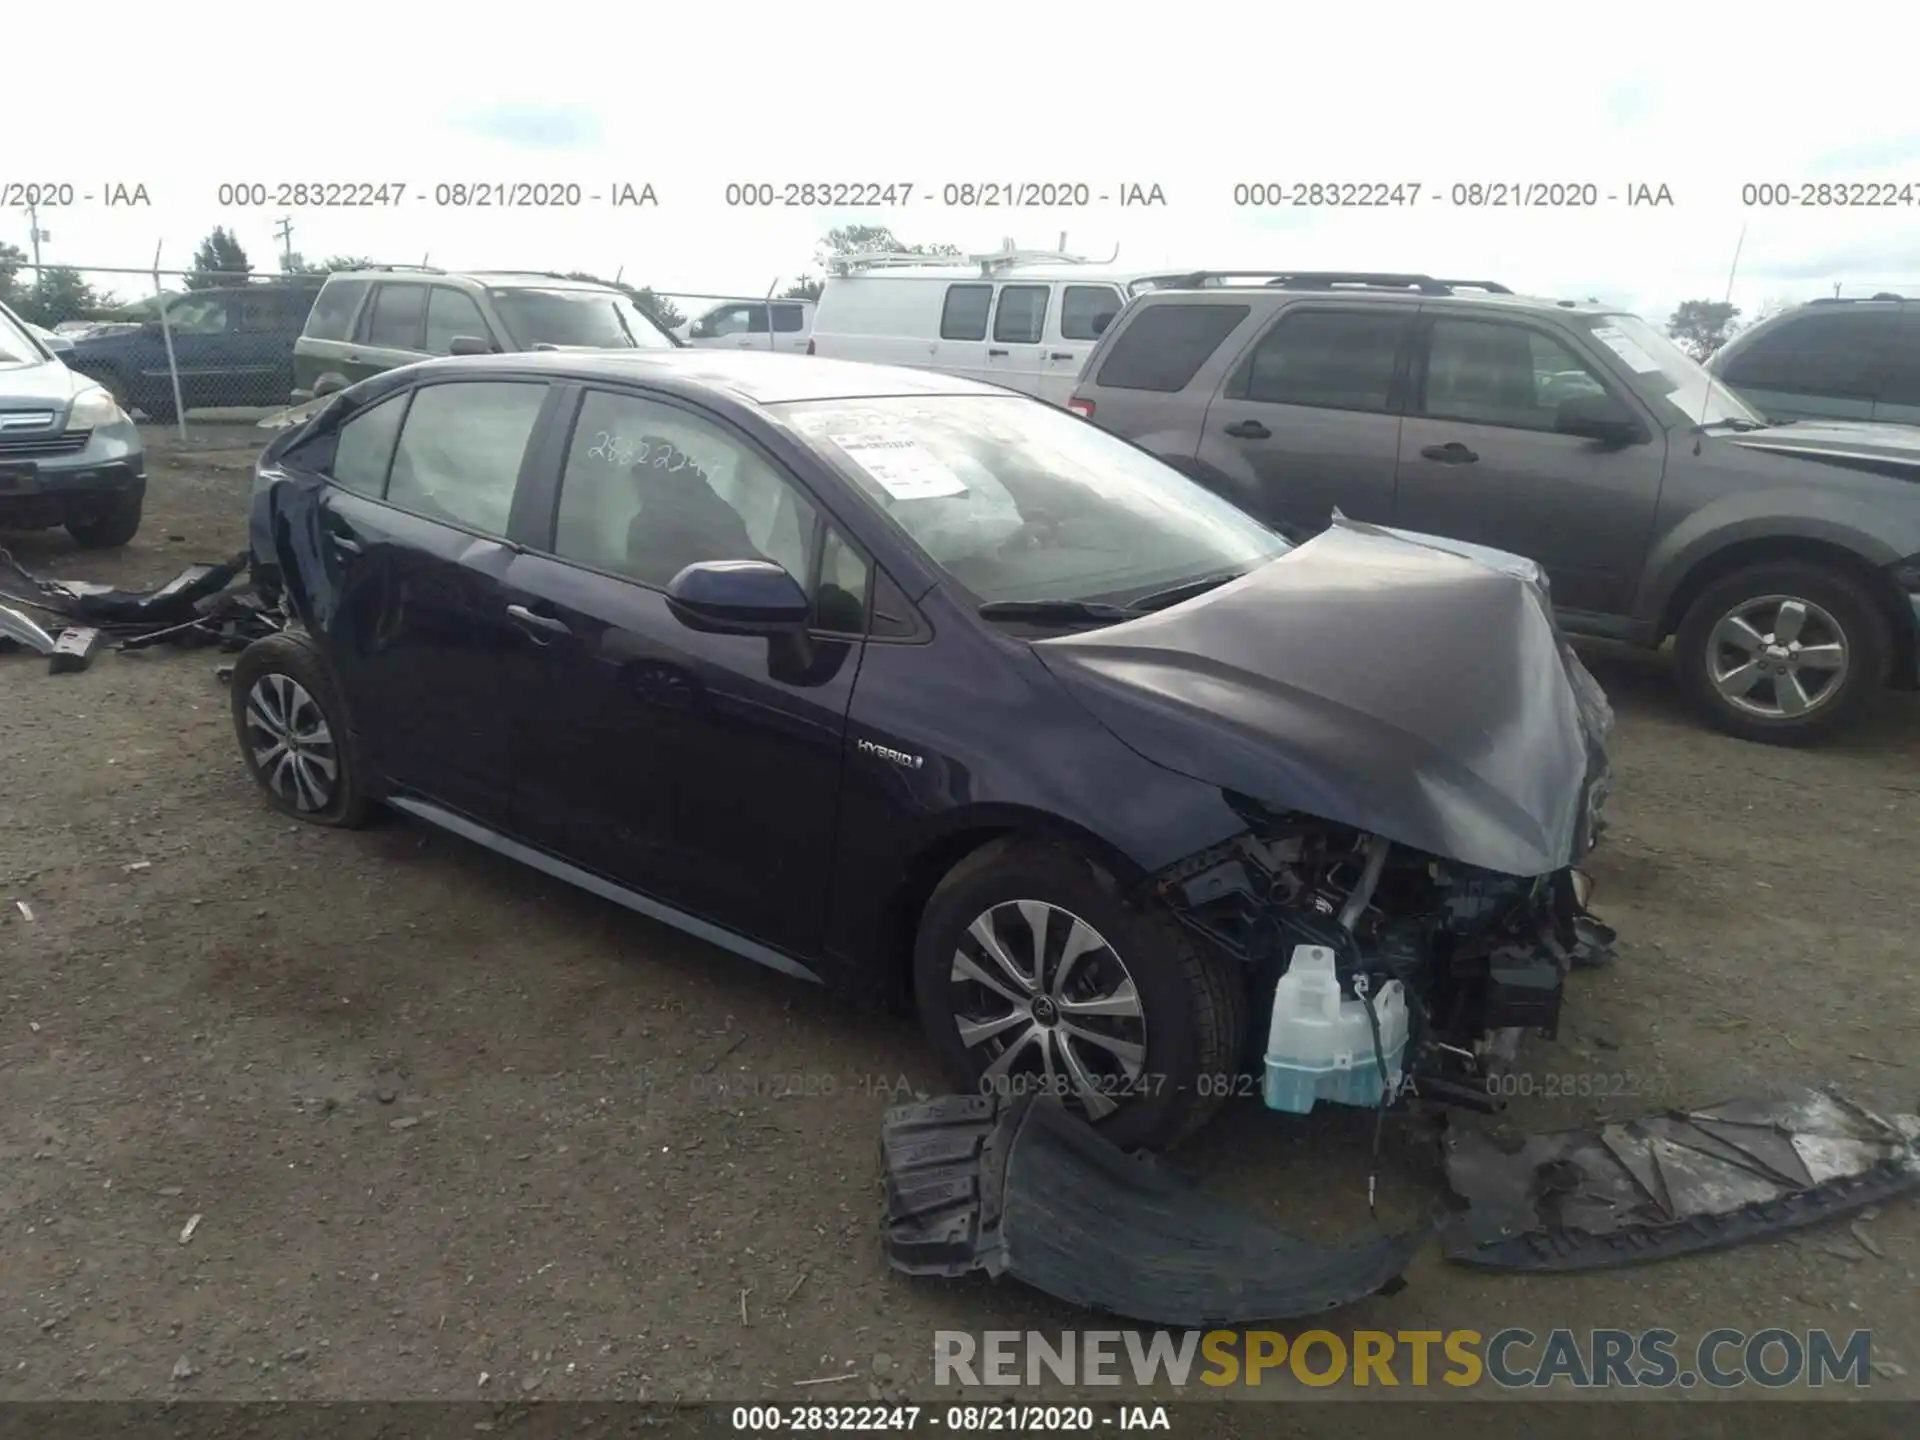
229 632 371 827
1674 560 1888 745
64 494 143 549
913 838 1247 1151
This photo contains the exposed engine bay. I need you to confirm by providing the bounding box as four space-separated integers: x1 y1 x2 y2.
1156 796 1617 1111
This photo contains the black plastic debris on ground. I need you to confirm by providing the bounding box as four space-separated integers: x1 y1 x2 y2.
0 548 281 662
882 1093 1425 1328
1441 1086 1920 1271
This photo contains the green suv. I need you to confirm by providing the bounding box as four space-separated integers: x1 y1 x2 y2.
291 267 680 403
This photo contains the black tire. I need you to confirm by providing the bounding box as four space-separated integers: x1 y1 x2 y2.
64 494 143 549
913 837 1248 1152
229 632 371 827
1674 560 1889 746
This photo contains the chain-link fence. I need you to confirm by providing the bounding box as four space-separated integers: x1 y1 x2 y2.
0 258 808 435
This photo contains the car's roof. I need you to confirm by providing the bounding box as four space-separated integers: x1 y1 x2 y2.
1138 285 1616 317
410 349 1008 404
325 270 617 293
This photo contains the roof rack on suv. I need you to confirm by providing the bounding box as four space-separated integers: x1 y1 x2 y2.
828 243 1114 278
343 263 446 275
1809 292 1911 304
468 270 587 282
1149 270 1513 296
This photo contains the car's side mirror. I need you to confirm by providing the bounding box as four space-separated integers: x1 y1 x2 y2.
448 335 495 356
666 560 811 635
1555 392 1644 445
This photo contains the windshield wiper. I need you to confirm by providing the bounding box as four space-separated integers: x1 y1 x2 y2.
976 599 1140 625
1126 568 1249 613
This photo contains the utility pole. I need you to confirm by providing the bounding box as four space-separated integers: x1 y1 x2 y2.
23 199 45 269
274 216 294 270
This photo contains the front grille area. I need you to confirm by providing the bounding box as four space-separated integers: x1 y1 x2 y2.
0 429 90 458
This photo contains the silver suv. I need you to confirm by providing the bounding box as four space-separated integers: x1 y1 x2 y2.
1070 271 1920 745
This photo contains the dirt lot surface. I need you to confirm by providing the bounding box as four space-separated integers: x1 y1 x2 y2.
3 427 1918 1420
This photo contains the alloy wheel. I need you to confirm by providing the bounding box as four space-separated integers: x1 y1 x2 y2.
947 899 1148 1120
243 672 338 812
1707 594 1850 720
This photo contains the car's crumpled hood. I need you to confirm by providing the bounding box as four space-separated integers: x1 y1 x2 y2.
1031 516 1613 877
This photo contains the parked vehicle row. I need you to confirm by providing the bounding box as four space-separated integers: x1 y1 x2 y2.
0 298 148 547
1064 271 1920 746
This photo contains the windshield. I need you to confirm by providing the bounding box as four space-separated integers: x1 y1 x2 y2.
0 303 48 365
1586 313 1764 427
488 287 674 351
780 395 1290 608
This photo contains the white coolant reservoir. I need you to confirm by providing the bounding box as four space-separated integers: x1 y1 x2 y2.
1262 945 1409 1114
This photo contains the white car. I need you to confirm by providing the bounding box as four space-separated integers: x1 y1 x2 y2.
680 299 813 353
807 248 1213 407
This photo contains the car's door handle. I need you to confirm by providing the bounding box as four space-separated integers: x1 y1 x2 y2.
1419 442 1479 463
987 348 1010 357
329 535 362 556
1224 420 1271 439
1049 351 1074 361
506 604 571 638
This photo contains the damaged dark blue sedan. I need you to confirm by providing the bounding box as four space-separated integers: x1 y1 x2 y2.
241 351 1613 1150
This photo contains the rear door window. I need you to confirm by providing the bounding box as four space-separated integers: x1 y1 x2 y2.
940 284 992 341
305 278 369 341
1093 303 1250 392
362 284 428 351
1878 311 1920 413
772 304 809 334
1061 285 1123 341
993 285 1049 344
328 393 409 497
1237 309 1413 413
385 381 547 535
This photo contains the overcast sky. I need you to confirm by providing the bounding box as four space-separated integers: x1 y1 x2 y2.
12 0 1918 324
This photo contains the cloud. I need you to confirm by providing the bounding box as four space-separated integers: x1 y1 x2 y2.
450 102 604 150
1809 134 1920 173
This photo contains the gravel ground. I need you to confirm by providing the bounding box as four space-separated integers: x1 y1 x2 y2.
2 427 1917 1419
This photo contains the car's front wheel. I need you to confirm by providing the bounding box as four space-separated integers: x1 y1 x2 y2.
913 838 1247 1151
229 632 371 827
1674 560 1889 745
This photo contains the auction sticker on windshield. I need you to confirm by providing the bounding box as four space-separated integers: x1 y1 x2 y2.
1591 325 1664 374
830 432 969 500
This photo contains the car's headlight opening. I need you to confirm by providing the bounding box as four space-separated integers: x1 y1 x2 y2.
66 386 127 431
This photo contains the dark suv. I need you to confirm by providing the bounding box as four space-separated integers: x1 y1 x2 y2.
292 267 680 404
1708 294 1920 426
62 282 321 421
1069 271 1920 745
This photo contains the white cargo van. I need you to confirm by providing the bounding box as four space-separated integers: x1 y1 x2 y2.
807 248 1206 407
680 298 814 353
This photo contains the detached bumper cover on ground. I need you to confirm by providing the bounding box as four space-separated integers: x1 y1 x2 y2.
881 1094 1425 1327
1441 1087 1920 1271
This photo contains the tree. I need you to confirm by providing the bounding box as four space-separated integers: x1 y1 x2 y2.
1666 299 1742 360
12 267 106 328
187 227 252 290
776 224 962 304
0 241 26 305
816 223 960 268
284 252 373 276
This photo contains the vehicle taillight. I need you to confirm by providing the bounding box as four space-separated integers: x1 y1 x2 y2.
1067 399 1094 419
806 338 816 355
